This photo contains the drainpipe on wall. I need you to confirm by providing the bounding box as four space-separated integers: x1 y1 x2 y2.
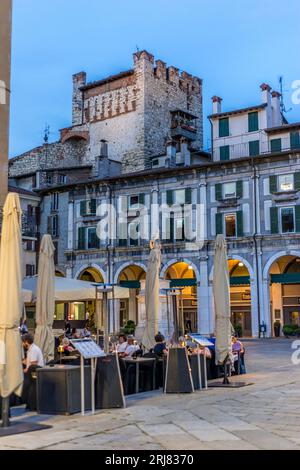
251 158 262 337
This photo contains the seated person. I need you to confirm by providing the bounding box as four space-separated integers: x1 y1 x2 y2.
64 321 72 338
120 336 139 357
116 334 128 354
71 328 80 339
61 337 75 355
190 344 212 359
82 321 91 338
153 333 168 357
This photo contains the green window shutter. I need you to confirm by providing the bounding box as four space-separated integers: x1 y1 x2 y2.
139 193 145 206
248 111 259 132
294 173 300 191
78 227 86 250
236 211 243 237
90 199 97 215
185 188 192 204
215 213 223 235
269 175 278 194
296 206 300 233
220 145 230 161
80 200 86 216
249 140 260 156
290 131 300 150
270 207 279 234
219 118 229 137
166 190 173 206
236 180 243 198
270 138 282 153
215 183 223 201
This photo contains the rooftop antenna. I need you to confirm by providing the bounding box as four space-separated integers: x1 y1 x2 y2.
279 76 292 114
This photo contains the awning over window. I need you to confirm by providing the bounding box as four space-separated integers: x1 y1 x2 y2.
170 278 197 288
230 276 250 286
271 273 300 284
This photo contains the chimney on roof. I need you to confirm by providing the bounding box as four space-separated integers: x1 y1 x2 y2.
212 96 222 114
166 140 176 167
260 83 272 106
271 91 282 127
100 139 108 158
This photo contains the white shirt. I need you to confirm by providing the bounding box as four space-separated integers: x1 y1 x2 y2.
26 343 45 369
116 341 128 353
125 344 139 357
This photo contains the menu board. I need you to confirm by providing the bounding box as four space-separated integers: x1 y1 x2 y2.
70 339 106 359
188 334 214 347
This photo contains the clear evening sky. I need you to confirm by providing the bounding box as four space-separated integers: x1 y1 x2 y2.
9 0 300 157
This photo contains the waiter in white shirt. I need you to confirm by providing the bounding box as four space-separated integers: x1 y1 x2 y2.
122 336 139 357
22 333 45 372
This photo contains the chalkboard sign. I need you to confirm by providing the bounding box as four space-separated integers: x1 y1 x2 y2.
165 347 194 394
70 339 105 359
95 354 125 409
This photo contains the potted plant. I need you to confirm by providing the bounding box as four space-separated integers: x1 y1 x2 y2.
121 320 136 335
273 320 281 337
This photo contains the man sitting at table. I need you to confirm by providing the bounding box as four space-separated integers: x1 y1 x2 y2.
116 334 128 353
119 336 139 357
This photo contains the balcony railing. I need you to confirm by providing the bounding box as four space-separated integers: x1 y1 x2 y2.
214 137 300 160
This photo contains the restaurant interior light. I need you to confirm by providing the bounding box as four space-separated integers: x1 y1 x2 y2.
238 262 244 267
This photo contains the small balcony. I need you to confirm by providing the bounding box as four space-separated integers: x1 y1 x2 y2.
170 110 197 141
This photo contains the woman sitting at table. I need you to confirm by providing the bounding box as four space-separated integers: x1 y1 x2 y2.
153 333 168 357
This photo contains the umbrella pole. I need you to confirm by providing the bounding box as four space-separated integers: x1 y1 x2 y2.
1 396 10 428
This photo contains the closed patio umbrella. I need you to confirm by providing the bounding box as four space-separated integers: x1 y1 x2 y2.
213 234 234 383
34 234 55 363
0 193 24 403
142 240 161 351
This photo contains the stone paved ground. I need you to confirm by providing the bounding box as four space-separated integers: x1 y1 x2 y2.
1 338 300 450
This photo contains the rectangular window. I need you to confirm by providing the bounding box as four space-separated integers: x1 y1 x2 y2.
58 174 67 184
51 193 59 212
225 213 236 237
220 145 230 161
290 131 300 150
248 111 259 132
249 140 260 156
174 189 185 205
278 174 294 192
280 207 295 233
26 264 35 277
46 173 53 185
48 215 59 238
270 138 282 153
223 182 236 199
129 221 139 246
175 218 184 241
87 227 99 249
219 117 229 137
129 195 139 208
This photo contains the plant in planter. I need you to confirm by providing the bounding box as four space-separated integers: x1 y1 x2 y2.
233 323 243 338
273 321 281 337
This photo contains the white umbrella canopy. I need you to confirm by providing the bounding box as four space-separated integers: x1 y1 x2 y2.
213 234 234 365
0 193 24 398
23 277 129 302
34 235 55 363
142 240 161 351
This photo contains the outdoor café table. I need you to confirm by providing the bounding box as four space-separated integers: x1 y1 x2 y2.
122 357 156 394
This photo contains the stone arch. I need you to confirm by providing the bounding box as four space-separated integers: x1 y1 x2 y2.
160 258 200 281
263 250 300 280
209 254 254 282
74 263 107 283
113 261 147 284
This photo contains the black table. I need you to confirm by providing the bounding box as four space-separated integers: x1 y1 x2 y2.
122 357 156 394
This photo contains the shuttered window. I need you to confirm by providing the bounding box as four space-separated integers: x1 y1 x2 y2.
166 190 174 206
185 188 192 204
215 213 223 235
296 206 300 232
290 131 300 150
215 183 223 201
269 175 278 193
270 207 279 234
248 111 259 132
249 140 260 156
219 118 229 137
236 211 243 237
80 201 86 216
236 181 243 199
294 173 300 191
220 145 230 161
78 227 86 250
270 138 282 153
